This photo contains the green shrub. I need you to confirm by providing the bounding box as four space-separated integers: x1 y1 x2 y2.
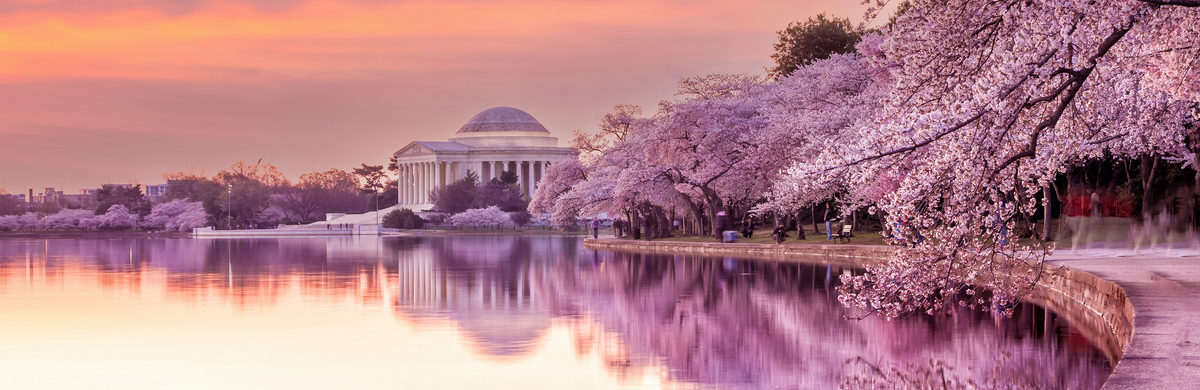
383 208 425 229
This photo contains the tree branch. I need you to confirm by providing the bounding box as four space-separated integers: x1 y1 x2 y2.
839 111 987 168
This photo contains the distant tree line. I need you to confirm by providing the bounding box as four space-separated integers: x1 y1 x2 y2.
0 158 400 232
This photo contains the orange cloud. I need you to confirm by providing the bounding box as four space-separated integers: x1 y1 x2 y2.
0 0 870 191
0 0 820 80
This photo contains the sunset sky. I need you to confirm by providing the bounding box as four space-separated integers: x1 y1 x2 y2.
0 0 873 193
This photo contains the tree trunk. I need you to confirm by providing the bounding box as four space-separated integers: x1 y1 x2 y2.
1043 186 1052 241
676 193 705 237
654 206 671 238
1141 154 1159 216
698 187 725 240
795 211 806 240
811 206 819 233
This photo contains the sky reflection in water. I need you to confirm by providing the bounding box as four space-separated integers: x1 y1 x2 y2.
0 236 1110 389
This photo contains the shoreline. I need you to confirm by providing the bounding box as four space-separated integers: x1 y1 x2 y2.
0 230 190 239
584 237 1139 388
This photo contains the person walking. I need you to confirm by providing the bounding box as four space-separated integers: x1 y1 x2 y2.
824 203 834 240
742 217 755 238
591 217 600 239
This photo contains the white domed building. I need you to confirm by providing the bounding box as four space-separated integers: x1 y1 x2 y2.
393 107 578 210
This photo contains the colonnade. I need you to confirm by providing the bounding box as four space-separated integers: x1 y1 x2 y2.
397 160 554 206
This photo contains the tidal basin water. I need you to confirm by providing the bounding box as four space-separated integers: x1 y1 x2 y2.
0 236 1110 389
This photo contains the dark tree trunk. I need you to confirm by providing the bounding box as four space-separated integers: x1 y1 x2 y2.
811 206 819 233
1142 154 1159 216
699 187 724 240
654 206 671 239
795 211 806 240
631 210 641 240
1043 186 1052 241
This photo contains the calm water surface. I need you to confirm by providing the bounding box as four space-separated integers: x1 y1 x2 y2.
0 236 1110 389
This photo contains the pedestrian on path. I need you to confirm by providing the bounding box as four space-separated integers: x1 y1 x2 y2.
591 217 600 239
824 203 835 240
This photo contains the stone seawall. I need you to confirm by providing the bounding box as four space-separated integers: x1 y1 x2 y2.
583 238 894 267
1028 264 1134 367
582 238 1134 369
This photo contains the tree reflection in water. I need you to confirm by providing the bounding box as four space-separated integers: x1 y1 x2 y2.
532 251 1110 389
0 236 1110 389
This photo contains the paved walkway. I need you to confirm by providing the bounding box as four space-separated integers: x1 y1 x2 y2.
1048 249 1200 389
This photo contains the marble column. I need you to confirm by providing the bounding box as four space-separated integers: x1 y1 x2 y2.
420 162 428 204
427 161 434 202
510 160 518 187
521 161 531 199
401 164 408 205
523 159 532 199
533 161 542 195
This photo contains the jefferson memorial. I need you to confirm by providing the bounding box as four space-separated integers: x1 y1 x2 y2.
393 107 578 210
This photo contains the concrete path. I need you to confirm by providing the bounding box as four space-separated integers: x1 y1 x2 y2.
1048 249 1200 389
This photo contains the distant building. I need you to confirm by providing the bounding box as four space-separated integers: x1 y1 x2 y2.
393 107 577 210
145 184 169 198
1 193 24 203
33 187 63 204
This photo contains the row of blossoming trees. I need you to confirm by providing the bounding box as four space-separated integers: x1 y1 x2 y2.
0 201 208 232
532 0 1200 317
0 160 396 233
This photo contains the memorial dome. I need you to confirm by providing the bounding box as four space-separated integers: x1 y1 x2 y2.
457 107 549 133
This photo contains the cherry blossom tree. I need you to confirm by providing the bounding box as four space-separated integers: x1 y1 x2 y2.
168 204 209 232
796 0 1200 318
144 200 210 232
529 158 588 226
533 1 1199 319
449 206 512 227
39 209 95 229
97 205 137 230
0 215 20 231
754 46 890 216
647 74 771 238
538 78 779 238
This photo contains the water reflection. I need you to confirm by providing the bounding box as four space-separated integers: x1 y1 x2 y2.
0 236 1109 389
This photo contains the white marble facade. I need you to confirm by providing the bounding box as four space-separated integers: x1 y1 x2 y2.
393 107 578 210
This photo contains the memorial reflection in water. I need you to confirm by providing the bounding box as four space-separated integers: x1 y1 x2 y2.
0 236 1110 389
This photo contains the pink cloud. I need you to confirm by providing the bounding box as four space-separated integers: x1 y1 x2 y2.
0 0 870 192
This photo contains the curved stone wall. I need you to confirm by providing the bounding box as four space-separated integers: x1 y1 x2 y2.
582 238 1134 369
